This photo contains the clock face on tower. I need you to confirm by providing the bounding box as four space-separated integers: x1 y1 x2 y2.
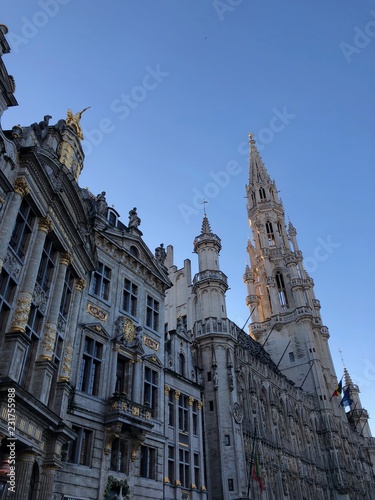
233 402 243 423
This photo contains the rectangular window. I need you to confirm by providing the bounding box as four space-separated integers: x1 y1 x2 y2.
144 367 158 417
224 434 230 446
179 448 190 488
194 453 200 488
289 352 295 362
168 391 175 427
90 262 111 301
68 426 93 466
26 304 44 338
228 478 234 491
78 337 103 396
122 278 138 316
37 238 56 293
60 267 74 319
140 445 156 479
192 400 198 435
168 446 175 484
110 438 128 473
0 269 17 333
9 199 34 260
178 394 189 433
207 371 212 382
209 400 214 412
115 355 132 396
146 295 159 331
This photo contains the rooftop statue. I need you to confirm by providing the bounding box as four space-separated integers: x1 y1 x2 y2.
66 107 90 140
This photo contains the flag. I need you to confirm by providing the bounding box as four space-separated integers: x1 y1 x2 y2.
330 378 343 400
252 448 264 492
340 385 353 407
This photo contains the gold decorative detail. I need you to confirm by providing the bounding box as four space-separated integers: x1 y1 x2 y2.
121 403 127 411
197 401 203 411
86 302 108 322
164 477 170 483
175 480 181 486
201 485 206 491
174 390 181 401
66 107 90 140
13 177 30 197
111 402 117 410
146 411 151 420
188 396 194 407
143 335 159 351
60 345 73 381
10 294 32 332
60 251 73 267
75 277 86 291
132 406 140 417
104 423 123 455
123 318 135 342
38 215 53 234
39 323 57 360
164 385 170 395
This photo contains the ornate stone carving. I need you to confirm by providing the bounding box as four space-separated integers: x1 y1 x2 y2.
13 177 30 197
60 251 72 267
60 346 73 381
40 323 57 360
3 251 21 279
10 294 32 332
32 283 48 313
38 215 53 234
75 277 86 291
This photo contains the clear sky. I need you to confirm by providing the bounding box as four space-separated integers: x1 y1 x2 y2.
2 1 374 431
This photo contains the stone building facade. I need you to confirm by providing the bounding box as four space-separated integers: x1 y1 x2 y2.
0 24 374 500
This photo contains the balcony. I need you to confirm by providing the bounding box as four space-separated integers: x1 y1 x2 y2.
105 394 154 432
192 270 228 288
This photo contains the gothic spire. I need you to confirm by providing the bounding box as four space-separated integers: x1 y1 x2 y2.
201 213 212 234
248 132 271 186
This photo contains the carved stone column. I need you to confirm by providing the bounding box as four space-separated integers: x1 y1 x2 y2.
10 215 53 333
0 177 30 273
39 251 72 361
15 450 36 500
39 465 57 500
59 277 85 382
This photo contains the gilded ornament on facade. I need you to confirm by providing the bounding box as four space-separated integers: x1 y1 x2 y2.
60 346 73 381
13 177 30 197
143 335 159 351
75 277 86 291
38 215 54 234
86 302 108 322
60 251 73 267
123 318 135 342
40 323 57 360
10 294 32 332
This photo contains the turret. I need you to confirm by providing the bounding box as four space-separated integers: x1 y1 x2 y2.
344 367 371 437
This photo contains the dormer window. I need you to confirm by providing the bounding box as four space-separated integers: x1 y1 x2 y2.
108 210 117 227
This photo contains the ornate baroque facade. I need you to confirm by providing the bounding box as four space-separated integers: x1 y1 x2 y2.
0 24 374 500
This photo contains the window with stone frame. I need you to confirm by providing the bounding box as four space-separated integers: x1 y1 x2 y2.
9 199 34 260
168 390 175 427
115 355 132 396
140 445 156 479
275 271 289 308
168 445 175 484
178 394 189 433
59 266 74 319
110 438 129 473
143 366 158 417
78 336 103 396
90 262 111 301
0 269 17 333
192 400 198 435
194 453 200 488
179 448 190 488
36 238 57 293
146 295 159 331
122 278 138 317
19 305 44 388
266 221 276 247
67 426 93 466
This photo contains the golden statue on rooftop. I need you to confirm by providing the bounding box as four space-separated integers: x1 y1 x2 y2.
66 106 90 140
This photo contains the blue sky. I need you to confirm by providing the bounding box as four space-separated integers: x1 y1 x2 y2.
2 1 375 430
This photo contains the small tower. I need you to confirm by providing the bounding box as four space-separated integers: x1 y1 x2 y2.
193 214 247 500
343 367 371 437
245 133 338 401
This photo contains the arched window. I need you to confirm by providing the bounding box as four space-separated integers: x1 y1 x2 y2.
251 192 256 205
129 245 139 258
276 221 283 245
266 221 276 247
275 272 289 308
259 187 266 200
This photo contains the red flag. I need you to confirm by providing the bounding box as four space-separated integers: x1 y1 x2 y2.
330 378 343 400
252 449 264 492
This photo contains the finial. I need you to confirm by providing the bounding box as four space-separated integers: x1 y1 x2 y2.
339 348 346 369
202 199 208 215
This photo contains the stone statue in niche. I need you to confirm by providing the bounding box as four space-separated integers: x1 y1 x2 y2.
128 207 141 228
96 191 108 215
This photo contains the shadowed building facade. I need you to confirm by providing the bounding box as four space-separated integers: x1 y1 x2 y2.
0 25 374 500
